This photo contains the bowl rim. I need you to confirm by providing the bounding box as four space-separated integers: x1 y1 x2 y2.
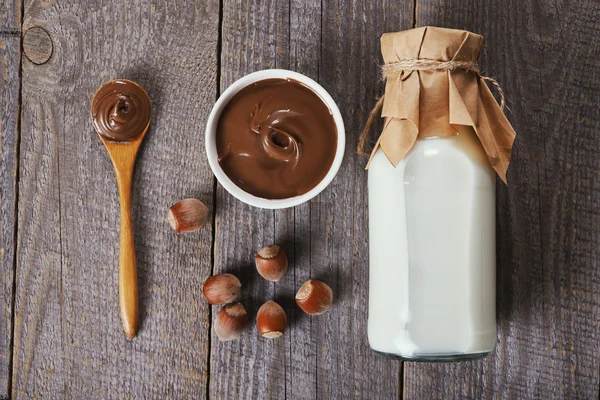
205 69 345 209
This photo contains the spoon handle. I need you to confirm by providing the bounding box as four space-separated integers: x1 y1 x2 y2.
116 163 139 339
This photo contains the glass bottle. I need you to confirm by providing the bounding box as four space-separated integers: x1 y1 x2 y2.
367 130 497 361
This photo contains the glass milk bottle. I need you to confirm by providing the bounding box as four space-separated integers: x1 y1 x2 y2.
368 130 497 361
364 27 517 361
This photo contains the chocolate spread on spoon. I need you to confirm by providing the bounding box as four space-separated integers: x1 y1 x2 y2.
216 78 338 199
91 79 151 142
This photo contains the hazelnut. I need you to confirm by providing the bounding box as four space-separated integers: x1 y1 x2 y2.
295 280 333 315
255 245 288 282
256 300 286 338
167 198 209 233
214 302 248 341
202 273 241 305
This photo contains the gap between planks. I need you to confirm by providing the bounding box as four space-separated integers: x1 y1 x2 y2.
206 0 225 399
7 2 24 397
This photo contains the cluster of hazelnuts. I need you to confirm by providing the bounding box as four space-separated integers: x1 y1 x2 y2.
203 245 333 341
166 198 333 340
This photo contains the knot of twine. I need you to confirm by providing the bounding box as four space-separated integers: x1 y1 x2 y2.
357 59 506 156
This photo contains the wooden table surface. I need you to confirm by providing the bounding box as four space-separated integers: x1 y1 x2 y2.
1 0 599 398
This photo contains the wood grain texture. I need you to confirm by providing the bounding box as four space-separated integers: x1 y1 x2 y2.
0 32 20 400
0 4 22 397
403 1 600 399
210 2 291 398
12 0 218 398
211 0 412 399
22 26 52 65
0 0 21 31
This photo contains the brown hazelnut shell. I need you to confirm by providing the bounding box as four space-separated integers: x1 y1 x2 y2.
202 273 241 305
214 302 248 341
167 198 209 233
256 300 287 338
295 280 333 315
255 245 288 282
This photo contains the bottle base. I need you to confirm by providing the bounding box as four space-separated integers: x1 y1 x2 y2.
371 349 492 362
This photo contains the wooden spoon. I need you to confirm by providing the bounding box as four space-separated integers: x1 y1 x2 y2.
90 79 152 339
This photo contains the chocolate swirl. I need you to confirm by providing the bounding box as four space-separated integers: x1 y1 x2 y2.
249 107 303 169
261 127 302 168
91 79 151 141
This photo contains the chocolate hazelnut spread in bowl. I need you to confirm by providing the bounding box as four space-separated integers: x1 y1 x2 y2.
206 70 345 209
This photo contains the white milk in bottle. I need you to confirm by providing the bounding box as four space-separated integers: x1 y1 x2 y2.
368 132 497 360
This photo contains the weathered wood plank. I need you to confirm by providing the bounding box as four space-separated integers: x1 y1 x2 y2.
0 31 20 400
12 1 218 398
0 0 21 31
285 2 321 398
0 2 23 397
212 0 412 399
210 2 291 398
404 1 600 399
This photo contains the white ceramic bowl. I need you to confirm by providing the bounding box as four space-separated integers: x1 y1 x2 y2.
205 69 345 209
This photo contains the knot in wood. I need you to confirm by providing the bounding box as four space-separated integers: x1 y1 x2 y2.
23 27 53 65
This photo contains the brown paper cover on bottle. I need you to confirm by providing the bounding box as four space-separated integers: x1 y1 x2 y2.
368 26 517 183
